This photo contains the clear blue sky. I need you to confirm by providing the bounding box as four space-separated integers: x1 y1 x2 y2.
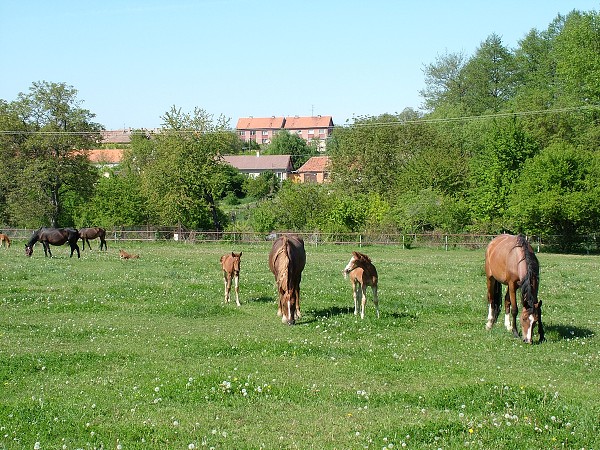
1 1 598 130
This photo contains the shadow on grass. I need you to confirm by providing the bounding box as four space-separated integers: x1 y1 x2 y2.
545 323 594 341
249 295 275 304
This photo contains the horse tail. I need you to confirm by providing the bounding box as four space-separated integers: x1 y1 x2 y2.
275 236 290 292
517 234 539 309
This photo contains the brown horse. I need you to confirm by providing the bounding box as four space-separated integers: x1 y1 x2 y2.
79 227 107 251
343 251 380 319
220 252 242 306
0 233 10 248
268 235 306 325
485 234 544 344
25 227 80 258
119 249 139 260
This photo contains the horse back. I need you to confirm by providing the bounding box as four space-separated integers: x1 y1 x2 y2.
269 235 306 284
485 234 526 284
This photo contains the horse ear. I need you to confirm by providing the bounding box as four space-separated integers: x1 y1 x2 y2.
231 252 235 257
536 300 542 308
239 252 242 257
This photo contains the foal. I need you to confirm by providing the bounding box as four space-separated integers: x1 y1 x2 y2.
119 249 139 260
0 233 10 248
220 252 242 306
343 251 380 319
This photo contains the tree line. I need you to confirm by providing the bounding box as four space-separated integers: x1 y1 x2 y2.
1 9 599 251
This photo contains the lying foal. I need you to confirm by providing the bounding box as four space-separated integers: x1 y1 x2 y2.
343 251 379 319
119 249 139 260
0 233 10 248
220 252 242 306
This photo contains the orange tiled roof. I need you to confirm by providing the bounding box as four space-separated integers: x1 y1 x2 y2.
236 117 285 130
88 149 123 164
297 156 331 173
283 116 333 130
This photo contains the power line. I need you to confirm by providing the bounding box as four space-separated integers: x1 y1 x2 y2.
0 104 598 135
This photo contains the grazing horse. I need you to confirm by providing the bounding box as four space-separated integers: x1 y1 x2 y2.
0 233 10 248
268 235 306 325
485 234 544 344
343 251 380 319
25 227 80 258
119 249 139 260
220 252 242 306
79 227 107 251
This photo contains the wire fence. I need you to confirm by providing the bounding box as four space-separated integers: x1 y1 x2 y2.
3 227 599 253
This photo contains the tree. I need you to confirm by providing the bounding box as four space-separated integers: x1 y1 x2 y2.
131 106 241 230
1 81 102 227
508 142 600 238
420 51 468 112
264 130 314 170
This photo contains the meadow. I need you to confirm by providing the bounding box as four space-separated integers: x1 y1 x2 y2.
1 239 599 449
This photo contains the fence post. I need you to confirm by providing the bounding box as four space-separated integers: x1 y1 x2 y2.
445 235 448 251
359 234 362 248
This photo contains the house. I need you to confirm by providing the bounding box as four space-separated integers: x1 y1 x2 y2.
99 129 133 145
236 117 285 145
221 154 293 180
88 149 124 168
283 116 334 150
236 115 334 149
296 156 331 183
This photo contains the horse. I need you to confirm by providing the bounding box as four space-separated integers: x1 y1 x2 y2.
268 234 306 325
0 233 10 248
220 252 242 306
79 227 107 251
485 233 544 344
119 249 139 260
343 251 380 319
25 227 80 258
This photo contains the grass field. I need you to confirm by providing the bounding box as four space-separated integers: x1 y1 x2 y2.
1 239 599 449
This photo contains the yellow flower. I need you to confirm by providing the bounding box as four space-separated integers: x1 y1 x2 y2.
469 428 474 434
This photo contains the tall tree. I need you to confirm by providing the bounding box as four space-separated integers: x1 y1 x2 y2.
133 106 241 230
1 81 101 227
263 130 314 170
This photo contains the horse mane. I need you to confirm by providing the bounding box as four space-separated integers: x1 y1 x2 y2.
354 251 372 264
26 229 40 248
516 234 539 310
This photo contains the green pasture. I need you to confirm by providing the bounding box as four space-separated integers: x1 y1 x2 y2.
1 240 599 449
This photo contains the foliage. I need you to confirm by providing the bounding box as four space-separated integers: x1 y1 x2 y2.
243 170 280 200
262 129 315 170
0 81 102 227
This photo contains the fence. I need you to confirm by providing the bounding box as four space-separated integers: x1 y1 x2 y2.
3 227 599 252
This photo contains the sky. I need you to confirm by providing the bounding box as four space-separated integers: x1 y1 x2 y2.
1 0 598 130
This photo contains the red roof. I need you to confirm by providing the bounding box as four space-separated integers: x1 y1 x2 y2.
88 149 123 164
283 116 333 130
236 117 285 130
297 156 331 173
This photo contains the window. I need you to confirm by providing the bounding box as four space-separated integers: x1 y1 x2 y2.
238 130 245 136
250 130 256 136
262 130 269 135
308 129 314 135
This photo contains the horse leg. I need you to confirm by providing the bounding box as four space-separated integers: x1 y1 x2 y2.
360 284 367 319
100 237 107 251
372 285 380 318
537 308 545 343
295 282 301 319
223 273 230 303
486 277 501 330
233 274 240 306
43 242 51 257
352 281 360 316
71 242 81 258
506 283 520 338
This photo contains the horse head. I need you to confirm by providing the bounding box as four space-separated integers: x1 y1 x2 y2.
343 251 371 278
520 300 543 344
230 252 242 275
25 245 33 257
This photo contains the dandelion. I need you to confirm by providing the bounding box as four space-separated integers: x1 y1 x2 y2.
34 443 41 450
188 444 196 450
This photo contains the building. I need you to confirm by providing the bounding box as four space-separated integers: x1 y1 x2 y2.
236 115 334 148
221 154 293 180
296 156 331 183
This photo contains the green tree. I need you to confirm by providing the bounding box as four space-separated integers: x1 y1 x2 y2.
244 171 280 200
508 142 600 238
1 81 101 227
132 106 240 230
264 130 314 170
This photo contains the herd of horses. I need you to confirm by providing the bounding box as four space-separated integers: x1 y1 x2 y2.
23 226 107 258
8 227 543 343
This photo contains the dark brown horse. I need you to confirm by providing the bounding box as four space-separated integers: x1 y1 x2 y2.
343 251 379 319
268 235 306 325
220 252 242 306
485 234 544 343
25 227 80 258
79 227 107 251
